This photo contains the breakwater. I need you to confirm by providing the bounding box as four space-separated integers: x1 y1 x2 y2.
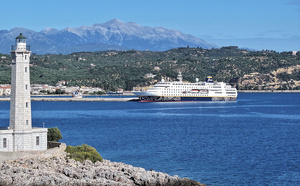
238 90 300 93
0 97 139 102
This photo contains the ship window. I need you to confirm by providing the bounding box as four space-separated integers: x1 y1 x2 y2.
36 136 39 146
26 102 28 108
26 120 28 125
25 84 28 90
3 138 7 148
25 67 28 72
25 55 27 60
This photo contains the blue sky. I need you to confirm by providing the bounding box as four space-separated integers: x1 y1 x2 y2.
1 0 299 51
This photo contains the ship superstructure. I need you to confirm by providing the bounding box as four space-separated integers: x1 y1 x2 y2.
134 72 237 102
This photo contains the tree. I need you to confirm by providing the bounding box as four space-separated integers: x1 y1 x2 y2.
55 89 65 94
66 144 103 163
47 127 63 142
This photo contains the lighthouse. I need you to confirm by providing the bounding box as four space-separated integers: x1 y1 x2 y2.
10 33 32 132
0 33 48 152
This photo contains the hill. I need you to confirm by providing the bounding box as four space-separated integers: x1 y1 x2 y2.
0 19 215 54
0 46 299 91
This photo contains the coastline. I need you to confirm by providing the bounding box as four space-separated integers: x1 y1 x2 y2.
0 91 299 102
0 143 204 186
0 97 139 102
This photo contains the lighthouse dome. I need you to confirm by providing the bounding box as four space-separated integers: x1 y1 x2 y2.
16 33 26 39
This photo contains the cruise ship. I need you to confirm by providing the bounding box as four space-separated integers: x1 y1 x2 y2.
133 72 237 102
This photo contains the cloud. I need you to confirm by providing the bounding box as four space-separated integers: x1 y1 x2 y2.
254 29 299 38
203 36 300 52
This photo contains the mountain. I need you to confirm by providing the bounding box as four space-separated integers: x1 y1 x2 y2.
0 19 216 54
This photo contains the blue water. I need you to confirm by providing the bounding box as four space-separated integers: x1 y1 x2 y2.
0 93 299 185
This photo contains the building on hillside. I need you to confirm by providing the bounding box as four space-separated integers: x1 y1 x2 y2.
154 66 161 71
0 85 11 96
0 33 48 152
292 51 297 56
144 73 156 78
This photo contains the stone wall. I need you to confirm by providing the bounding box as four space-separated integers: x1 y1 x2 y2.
0 142 66 162
47 141 62 148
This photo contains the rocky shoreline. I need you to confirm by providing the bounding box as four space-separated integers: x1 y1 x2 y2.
0 156 204 185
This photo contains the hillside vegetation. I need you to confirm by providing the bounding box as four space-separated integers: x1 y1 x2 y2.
0 46 299 91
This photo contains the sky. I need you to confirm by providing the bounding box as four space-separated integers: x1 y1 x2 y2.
0 0 299 52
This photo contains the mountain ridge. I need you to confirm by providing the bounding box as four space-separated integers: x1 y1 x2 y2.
0 19 216 54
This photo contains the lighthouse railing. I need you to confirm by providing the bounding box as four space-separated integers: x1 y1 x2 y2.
11 45 31 51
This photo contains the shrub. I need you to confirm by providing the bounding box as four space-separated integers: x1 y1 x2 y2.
66 144 103 163
47 127 63 142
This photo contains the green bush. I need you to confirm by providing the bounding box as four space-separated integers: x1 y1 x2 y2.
47 127 63 142
65 144 103 163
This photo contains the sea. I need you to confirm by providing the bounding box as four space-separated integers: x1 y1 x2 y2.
0 93 299 185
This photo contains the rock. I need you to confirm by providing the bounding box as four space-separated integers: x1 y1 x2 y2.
94 160 102 167
83 160 93 167
0 174 12 185
0 157 204 186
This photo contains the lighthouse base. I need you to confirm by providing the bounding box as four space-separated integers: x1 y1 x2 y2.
0 127 48 152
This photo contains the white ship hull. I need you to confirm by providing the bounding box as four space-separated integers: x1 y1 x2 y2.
133 93 237 102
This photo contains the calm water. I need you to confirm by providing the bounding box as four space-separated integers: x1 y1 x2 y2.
0 93 299 185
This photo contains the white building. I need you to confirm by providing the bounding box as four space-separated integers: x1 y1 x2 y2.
0 85 11 96
144 73 156 78
292 51 297 56
0 33 47 152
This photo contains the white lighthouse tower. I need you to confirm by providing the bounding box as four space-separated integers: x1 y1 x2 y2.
0 33 48 152
10 33 32 133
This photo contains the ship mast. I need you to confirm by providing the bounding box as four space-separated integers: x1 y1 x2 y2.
177 72 183 83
